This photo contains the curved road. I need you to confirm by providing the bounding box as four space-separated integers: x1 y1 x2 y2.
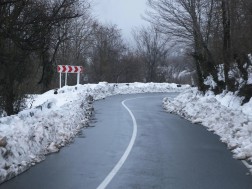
1 93 252 189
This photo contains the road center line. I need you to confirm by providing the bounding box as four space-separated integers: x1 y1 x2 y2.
96 98 138 189
242 160 252 174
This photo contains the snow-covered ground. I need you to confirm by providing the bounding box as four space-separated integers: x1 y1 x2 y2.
163 88 252 169
0 82 188 183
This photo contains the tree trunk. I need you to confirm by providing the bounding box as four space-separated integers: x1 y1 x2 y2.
222 0 233 91
5 85 14 116
194 58 206 92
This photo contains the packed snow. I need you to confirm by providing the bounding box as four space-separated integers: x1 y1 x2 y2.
0 82 188 183
163 88 252 170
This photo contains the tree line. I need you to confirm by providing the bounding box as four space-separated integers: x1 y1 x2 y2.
7 0 251 116
146 0 252 102
1 0 192 116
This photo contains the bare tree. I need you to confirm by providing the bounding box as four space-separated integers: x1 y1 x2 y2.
146 0 252 97
87 23 126 83
146 0 224 92
133 26 170 82
117 50 145 83
0 0 83 115
52 3 93 86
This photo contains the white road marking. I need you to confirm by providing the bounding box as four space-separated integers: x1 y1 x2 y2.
96 98 138 189
242 160 252 174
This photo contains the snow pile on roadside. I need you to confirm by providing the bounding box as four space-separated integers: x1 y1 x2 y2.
0 82 189 183
163 88 252 162
0 94 93 183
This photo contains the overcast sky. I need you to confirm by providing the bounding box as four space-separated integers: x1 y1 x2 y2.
92 0 149 42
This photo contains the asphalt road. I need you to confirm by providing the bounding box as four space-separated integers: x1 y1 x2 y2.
1 93 252 189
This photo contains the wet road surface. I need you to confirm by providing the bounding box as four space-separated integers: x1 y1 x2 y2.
1 93 252 189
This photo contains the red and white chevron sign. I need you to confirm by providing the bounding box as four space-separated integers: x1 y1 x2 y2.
57 65 83 73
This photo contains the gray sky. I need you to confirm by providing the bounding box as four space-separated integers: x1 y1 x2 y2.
92 0 149 42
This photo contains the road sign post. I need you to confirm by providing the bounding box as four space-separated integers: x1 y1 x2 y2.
57 65 83 88
65 72 67 86
77 72 80 85
59 72 62 88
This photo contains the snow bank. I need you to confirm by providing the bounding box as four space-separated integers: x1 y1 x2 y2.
163 88 252 164
0 82 188 183
0 93 92 183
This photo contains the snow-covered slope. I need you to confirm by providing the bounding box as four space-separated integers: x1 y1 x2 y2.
163 88 252 166
0 82 188 183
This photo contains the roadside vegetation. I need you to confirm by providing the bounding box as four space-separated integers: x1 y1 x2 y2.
147 0 252 100
0 0 192 116
1 0 252 116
